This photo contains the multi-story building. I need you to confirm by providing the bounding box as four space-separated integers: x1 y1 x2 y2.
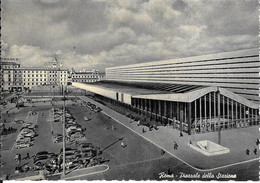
1 58 68 92
71 70 105 83
22 68 68 90
0 58 23 91
73 48 259 135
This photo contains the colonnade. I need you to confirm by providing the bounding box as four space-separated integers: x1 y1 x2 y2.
132 92 259 134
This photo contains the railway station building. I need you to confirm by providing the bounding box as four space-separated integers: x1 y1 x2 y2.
73 48 259 135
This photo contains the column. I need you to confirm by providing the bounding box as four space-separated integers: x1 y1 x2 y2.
146 99 149 116
176 102 180 121
227 98 229 129
214 92 216 119
170 101 173 120
236 101 238 127
217 91 221 131
240 103 242 120
184 103 187 124
231 99 233 128
222 95 225 129
199 98 202 133
255 109 258 125
164 101 167 122
209 92 211 131
194 100 197 132
204 95 207 131
149 100 152 120
244 105 246 124
188 103 191 135
180 103 183 132
158 100 162 122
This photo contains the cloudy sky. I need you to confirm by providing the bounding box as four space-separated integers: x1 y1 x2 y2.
1 0 258 71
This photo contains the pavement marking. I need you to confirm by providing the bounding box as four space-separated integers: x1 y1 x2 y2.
101 111 259 172
61 164 109 180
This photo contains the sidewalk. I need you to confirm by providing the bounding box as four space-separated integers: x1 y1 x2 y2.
79 96 259 171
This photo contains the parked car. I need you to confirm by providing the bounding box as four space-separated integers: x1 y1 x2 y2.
58 152 81 161
66 159 87 170
18 136 33 143
94 107 102 113
70 132 84 139
34 155 56 166
53 134 62 143
59 147 78 154
15 119 24 124
66 126 82 133
90 157 106 167
34 151 56 162
14 141 32 149
84 116 91 121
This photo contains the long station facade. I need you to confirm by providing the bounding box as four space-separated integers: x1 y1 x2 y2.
73 48 260 135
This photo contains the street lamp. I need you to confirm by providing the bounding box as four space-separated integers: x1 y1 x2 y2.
61 85 66 177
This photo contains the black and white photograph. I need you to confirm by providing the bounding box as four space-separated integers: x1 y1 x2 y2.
0 0 259 181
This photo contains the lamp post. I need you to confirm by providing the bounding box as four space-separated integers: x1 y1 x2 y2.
62 85 66 177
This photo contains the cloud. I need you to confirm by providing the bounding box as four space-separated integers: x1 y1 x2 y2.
2 0 258 71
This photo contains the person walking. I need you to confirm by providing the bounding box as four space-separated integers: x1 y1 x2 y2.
142 128 146 133
253 148 257 155
121 141 125 148
26 153 30 159
246 148 250 156
161 149 165 155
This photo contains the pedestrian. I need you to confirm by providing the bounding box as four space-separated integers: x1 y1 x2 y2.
189 140 192 145
256 138 260 146
246 149 250 155
161 149 165 155
174 141 177 150
18 153 21 161
15 154 19 162
253 148 257 155
180 132 183 137
137 120 140 126
121 141 125 148
26 152 30 159
142 128 146 133
5 174 10 180
149 125 152 131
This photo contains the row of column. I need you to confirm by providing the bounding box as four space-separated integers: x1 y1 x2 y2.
132 98 192 134
132 93 259 134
